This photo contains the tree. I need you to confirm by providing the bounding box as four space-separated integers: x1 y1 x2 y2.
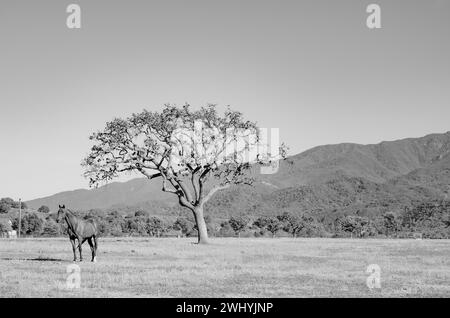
15 213 43 236
135 210 148 218
265 217 282 237
147 216 164 237
0 197 15 207
399 200 450 238
335 215 371 238
38 205 50 214
254 216 282 237
83 104 286 244
382 212 400 237
228 216 249 237
253 216 269 229
124 215 148 236
253 216 270 235
0 198 27 210
41 219 60 237
106 211 125 236
173 217 195 237
0 218 12 233
0 202 10 214
276 212 291 227
0 198 16 213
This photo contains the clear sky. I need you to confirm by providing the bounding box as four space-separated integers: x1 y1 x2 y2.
0 0 449 200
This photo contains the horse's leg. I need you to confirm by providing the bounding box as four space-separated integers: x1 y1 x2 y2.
70 238 77 262
93 235 98 262
78 237 85 262
87 238 95 262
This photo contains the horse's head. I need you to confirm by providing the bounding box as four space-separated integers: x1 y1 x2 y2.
56 205 66 223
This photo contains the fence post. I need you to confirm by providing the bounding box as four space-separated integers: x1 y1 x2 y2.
18 198 22 239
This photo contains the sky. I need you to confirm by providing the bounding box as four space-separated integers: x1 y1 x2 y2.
0 0 449 200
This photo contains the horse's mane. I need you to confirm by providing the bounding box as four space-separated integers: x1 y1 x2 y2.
66 209 96 224
65 209 84 222
65 209 77 217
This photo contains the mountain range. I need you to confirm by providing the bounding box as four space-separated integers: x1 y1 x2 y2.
27 131 450 219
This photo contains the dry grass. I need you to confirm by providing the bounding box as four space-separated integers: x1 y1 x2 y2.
0 237 449 297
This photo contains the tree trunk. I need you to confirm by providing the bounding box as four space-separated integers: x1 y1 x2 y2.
193 206 209 244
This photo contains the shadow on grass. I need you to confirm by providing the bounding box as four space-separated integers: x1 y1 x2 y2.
0 257 67 262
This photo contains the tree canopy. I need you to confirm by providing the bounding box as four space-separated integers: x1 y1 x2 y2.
83 104 286 243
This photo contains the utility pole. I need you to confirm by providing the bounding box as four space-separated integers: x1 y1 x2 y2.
18 198 22 239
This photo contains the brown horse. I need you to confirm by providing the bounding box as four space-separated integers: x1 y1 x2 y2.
57 205 98 262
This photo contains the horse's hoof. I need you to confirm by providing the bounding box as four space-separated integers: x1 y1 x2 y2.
92 257 97 263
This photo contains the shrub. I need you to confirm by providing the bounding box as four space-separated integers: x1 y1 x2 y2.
0 218 12 232
173 217 195 236
14 213 44 236
38 205 50 214
41 219 61 237
229 216 250 237
134 210 148 218
0 202 10 214
123 216 148 236
147 216 164 237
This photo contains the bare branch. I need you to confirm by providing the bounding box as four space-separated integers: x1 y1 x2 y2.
174 178 195 204
200 184 231 208
162 178 178 194
191 173 200 203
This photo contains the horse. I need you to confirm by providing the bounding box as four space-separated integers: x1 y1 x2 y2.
56 205 99 262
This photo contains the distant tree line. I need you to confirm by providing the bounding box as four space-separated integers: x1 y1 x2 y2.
331 200 450 239
3 199 449 239
0 198 27 214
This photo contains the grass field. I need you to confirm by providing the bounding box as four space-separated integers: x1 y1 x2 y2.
0 237 449 297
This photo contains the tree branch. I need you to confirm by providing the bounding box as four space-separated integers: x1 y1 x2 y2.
200 184 231 208
137 168 162 180
162 178 178 194
174 178 195 204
